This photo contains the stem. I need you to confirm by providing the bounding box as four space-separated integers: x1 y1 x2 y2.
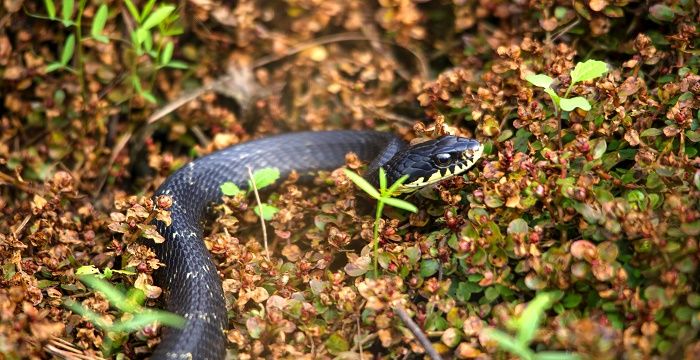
248 167 270 261
75 0 87 102
394 306 443 360
373 201 384 275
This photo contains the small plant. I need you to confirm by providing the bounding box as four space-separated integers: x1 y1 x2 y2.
526 59 608 147
39 0 186 103
483 293 580 360
76 265 135 279
344 168 417 274
220 167 282 221
122 0 187 103
65 275 185 356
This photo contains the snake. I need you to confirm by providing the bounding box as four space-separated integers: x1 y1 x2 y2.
147 130 483 359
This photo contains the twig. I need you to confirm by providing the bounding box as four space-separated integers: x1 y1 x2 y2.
356 311 364 360
45 337 106 360
247 167 270 260
0 171 43 195
394 305 443 360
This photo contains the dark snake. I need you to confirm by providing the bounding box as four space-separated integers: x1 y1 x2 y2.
147 130 483 359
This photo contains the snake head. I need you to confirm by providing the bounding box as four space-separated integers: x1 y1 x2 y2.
385 136 483 193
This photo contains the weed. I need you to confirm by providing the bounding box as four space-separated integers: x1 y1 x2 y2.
483 293 580 360
344 168 417 274
526 59 608 147
64 275 185 356
220 167 282 220
39 0 186 103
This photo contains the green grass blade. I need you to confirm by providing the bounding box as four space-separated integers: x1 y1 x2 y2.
381 197 418 213
161 41 174 65
123 0 140 23
344 169 380 199
44 0 56 18
60 34 75 65
386 174 409 196
109 310 185 333
90 4 109 43
534 351 581 360
516 293 553 345
484 328 534 360
64 299 109 330
141 5 175 30
79 275 138 313
141 0 157 20
378 167 387 192
61 0 73 26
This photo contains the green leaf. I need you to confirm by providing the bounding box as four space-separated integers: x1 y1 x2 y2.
79 275 136 313
419 259 439 277
164 60 188 69
141 5 175 30
641 128 662 137
161 41 174 65
649 4 676 22
44 0 56 18
381 197 418 213
76 265 101 276
253 203 279 221
386 174 410 197
378 167 387 192
544 87 561 107
525 74 554 89
110 310 185 332
559 96 591 111
140 90 157 103
141 0 157 20
507 218 528 235
344 169 380 199
123 0 140 22
90 4 110 43
64 300 109 330
250 168 280 190
60 34 75 65
61 0 74 26
45 62 64 73
220 182 243 196
569 59 608 85
534 351 581 360
516 293 554 345
483 328 534 360
324 332 350 355
685 130 700 142
694 170 700 191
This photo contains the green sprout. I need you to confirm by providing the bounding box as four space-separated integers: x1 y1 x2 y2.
483 292 580 360
39 0 187 103
526 59 608 147
220 167 281 221
344 168 418 274
65 275 185 356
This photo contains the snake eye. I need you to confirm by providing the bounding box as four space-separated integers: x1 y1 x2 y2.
434 153 452 166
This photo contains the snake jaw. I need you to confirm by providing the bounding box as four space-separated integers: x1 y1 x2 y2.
390 136 483 193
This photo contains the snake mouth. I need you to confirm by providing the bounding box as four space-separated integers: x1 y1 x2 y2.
394 139 484 192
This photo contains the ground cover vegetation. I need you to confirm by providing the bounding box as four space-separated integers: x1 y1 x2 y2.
0 0 699 359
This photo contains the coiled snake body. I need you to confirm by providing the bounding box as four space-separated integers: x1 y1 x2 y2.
148 131 482 359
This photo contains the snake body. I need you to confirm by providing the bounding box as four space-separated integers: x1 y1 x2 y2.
147 130 482 359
